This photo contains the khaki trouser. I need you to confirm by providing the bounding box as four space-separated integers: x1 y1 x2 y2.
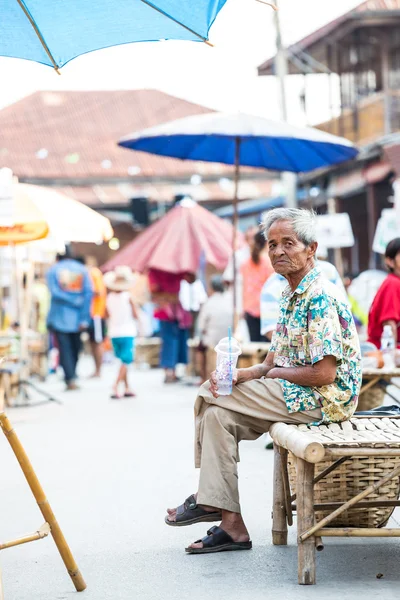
194 379 322 514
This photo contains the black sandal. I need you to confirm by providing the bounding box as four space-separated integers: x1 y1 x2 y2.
165 495 222 527
185 526 252 554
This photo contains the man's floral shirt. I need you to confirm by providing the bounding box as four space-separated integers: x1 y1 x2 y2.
270 267 362 423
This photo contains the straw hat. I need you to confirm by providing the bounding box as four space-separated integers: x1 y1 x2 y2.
104 266 135 291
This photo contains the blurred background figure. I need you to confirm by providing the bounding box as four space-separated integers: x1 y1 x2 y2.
197 275 233 381
368 238 400 349
32 273 50 336
347 269 387 335
179 275 207 338
240 230 273 341
46 251 93 391
223 225 258 317
104 266 138 399
85 256 107 378
148 268 193 383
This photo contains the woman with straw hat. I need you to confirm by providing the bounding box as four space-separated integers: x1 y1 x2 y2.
104 266 138 399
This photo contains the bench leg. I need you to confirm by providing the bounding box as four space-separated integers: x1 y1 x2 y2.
272 444 288 545
296 458 316 585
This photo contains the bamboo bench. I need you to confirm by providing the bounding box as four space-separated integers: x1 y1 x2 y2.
269 416 400 585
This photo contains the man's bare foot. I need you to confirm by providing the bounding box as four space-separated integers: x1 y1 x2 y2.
187 511 250 549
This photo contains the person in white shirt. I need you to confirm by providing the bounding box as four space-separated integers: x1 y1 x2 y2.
179 278 208 337
197 275 233 380
104 266 138 399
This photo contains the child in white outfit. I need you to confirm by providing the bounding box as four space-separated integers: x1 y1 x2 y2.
104 267 138 399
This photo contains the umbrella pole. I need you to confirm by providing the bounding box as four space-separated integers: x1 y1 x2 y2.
232 137 241 330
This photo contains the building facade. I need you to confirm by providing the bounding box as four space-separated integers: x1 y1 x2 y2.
258 0 400 274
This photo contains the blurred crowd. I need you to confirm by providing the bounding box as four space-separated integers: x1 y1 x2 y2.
4 225 400 397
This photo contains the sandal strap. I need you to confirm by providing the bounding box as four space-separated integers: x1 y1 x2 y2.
195 526 234 548
176 495 197 517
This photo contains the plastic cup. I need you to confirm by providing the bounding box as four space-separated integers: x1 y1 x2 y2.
214 337 242 395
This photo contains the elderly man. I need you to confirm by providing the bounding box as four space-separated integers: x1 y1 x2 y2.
165 208 361 555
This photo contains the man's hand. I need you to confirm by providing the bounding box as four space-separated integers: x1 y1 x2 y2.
209 368 255 399
209 370 219 398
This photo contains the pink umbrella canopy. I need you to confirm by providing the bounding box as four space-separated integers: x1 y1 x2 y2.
103 199 243 274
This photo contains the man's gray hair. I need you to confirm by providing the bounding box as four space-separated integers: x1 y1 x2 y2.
262 208 318 246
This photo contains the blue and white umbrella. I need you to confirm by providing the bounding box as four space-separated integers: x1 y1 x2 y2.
119 111 358 173
119 111 358 316
3 0 228 71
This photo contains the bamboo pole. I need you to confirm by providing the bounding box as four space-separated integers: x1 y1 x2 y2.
272 445 288 545
293 500 400 511
296 458 316 585
315 528 400 537
0 523 50 550
0 413 86 592
269 423 325 463
299 463 400 542
232 137 241 330
324 448 400 458
314 536 324 551
279 446 293 526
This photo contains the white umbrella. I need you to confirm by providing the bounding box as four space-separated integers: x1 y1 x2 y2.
0 180 113 244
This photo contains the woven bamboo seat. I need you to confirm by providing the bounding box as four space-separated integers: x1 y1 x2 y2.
287 418 400 527
269 417 400 585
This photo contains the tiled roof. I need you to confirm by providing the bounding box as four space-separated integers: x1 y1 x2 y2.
52 178 275 206
258 0 400 75
0 89 245 180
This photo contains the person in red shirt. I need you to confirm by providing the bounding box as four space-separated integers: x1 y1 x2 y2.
148 268 194 384
368 238 400 348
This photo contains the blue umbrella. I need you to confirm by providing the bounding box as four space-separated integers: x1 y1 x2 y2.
4 0 228 71
118 111 358 317
118 112 358 173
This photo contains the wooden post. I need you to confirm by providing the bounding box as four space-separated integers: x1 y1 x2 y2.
296 458 316 585
232 137 241 330
366 182 377 269
0 412 86 592
381 32 391 135
279 446 293 526
272 445 288 545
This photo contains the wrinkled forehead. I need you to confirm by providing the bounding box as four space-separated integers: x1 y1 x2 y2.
266 219 298 241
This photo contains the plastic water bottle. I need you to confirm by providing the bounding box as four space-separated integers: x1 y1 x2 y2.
381 325 396 369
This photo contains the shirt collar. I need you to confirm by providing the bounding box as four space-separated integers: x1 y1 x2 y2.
282 266 321 298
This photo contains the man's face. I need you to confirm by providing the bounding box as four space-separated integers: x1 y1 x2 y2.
267 220 316 276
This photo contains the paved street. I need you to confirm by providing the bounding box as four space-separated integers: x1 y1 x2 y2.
1 358 400 600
